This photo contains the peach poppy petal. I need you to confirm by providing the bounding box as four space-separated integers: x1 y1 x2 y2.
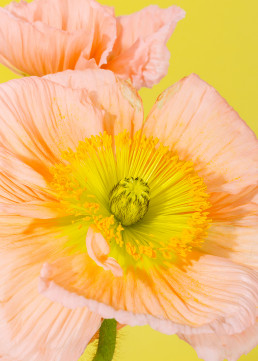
203 222 258 271
86 227 123 277
0 202 62 219
0 7 87 76
144 74 258 194
44 69 144 136
201 186 258 270
0 276 101 361
0 217 101 361
71 0 117 67
39 253 258 336
0 0 185 88
0 0 116 75
0 146 63 219
104 5 185 89
0 76 104 173
178 319 258 361
0 147 49 204
5 0 114 28
209 186 258 224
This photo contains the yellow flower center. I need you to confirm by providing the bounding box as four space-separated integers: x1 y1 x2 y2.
50 130 211 270
109 177 150 226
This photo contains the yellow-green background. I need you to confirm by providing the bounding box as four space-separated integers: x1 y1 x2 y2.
0 0 257 360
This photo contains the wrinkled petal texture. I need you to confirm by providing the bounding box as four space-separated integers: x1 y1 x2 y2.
0 216 102 361
144 74 258 194
0 70 143 170
0 70 143 361
39 252 258 336
204 189 258 271
0 0 116 75
44 69 143 136
178 319 258 361
103 5 185 89
0 0 184 88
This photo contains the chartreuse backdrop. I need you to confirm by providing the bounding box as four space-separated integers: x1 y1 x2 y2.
0 0 257 360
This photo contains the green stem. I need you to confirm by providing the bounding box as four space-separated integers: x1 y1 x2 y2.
92 319 117 361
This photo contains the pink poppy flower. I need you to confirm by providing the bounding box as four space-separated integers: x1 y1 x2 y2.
0 0 185 89
0 69 257 361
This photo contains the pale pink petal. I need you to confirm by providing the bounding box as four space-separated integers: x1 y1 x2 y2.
201 186 258 270
0 76 104 176
0 146 63 219
0 71 143 180
0 147 49 204
0 216 101 361
39 253 258 336
0 280 101 361
144 74 258 193
6 0 114 29
0 0 116 75
104 5 185 89
203 222 258 271
0 356 21 361
45 69 144 136
0 202 63 219
178 318 258 361
0 8 90 76
86 227 123 277
209 186 258 224
73 58 98 70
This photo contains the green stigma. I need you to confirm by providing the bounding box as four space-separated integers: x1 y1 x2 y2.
109 177 150 226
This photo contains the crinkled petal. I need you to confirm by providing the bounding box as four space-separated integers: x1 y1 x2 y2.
0 75 104 179
5 0 114 28
0 8 89 76
178 318 258 361
104 5 185 89
203 222 258 271
203 186 258 270
144 74 258 193
0 201 63 219
0 0 116 75
0 356 21 361
209 186 258 224
0 215 101 361
44 69 144 136
0 147 49 204
39 253 258 336
0 71 143 184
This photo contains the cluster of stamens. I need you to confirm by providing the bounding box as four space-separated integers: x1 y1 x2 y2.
50 130 210 269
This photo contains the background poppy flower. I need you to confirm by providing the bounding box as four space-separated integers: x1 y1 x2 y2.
0 0 185 89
